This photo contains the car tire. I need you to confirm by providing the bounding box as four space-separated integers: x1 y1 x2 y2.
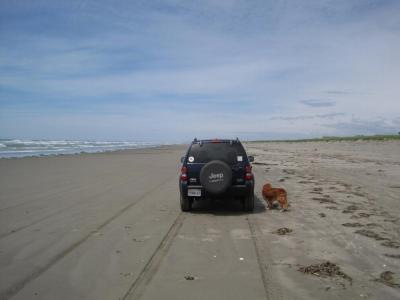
180 193 191 211
244 192 254 212
200 160 232 194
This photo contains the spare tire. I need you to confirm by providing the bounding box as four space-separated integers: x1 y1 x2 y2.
200 160 232 194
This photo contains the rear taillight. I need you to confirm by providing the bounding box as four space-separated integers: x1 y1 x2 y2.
245 173 253 181
245 165 253 181
180 166 188 182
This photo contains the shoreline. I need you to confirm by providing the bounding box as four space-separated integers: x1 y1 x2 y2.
2 136 399 159
0 143 186 160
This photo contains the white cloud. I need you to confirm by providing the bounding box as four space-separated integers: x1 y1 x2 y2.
1 0 400 139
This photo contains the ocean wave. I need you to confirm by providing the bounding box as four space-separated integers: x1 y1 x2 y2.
0 139 162 158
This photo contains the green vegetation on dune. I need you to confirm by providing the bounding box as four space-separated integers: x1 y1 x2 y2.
248 134 400 143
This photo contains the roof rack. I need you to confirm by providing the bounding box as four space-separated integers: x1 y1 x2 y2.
193 138 240 144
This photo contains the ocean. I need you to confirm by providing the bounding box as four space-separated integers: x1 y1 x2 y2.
0 139 162 158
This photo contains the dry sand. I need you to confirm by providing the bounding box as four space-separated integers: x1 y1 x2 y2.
0 141 399 300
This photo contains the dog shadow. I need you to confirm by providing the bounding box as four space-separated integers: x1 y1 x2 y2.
189 195 266 216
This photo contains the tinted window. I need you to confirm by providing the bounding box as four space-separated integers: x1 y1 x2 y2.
188 143 246 164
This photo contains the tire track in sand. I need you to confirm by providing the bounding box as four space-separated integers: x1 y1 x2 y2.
0 177 174 300
247 208 283 300
0 176 142 239
122 212 185 300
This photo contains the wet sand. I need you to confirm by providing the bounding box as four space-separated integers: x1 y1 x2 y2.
0 141 399 299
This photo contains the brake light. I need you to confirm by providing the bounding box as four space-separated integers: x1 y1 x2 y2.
245 165 253 181
245 173 253 180
180 166 188 181
211 139 220 143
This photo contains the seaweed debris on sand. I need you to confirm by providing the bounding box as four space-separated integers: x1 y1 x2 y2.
298 261 352 286
275 227 293 235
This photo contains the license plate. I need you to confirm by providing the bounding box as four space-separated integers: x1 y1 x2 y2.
188 189 201 197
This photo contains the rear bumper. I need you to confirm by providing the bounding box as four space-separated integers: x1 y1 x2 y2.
179 180 254 199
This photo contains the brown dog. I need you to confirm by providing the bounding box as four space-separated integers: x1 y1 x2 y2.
262 183 288 211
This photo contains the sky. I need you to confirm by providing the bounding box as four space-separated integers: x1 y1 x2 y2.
0 0 399 142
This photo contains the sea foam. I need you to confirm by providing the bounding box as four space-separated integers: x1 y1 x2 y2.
0 139 161 158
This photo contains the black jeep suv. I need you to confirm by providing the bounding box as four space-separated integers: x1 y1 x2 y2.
179 138 255 212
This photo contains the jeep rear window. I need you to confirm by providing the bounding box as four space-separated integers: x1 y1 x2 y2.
188 143 246 164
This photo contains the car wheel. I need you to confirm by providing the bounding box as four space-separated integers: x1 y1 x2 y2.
200 160 232 194
180 193 191 211
244 192 254 212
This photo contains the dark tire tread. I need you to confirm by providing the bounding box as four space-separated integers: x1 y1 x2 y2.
244 193 254 212
180 194 191 211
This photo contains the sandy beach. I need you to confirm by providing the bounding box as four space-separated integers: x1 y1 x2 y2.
0 141 399 300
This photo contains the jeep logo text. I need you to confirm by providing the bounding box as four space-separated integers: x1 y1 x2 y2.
209 172 224 183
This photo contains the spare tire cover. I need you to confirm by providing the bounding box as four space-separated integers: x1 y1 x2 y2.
200 160 232 194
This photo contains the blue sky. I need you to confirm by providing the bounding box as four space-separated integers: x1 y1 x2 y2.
1 0 399 142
